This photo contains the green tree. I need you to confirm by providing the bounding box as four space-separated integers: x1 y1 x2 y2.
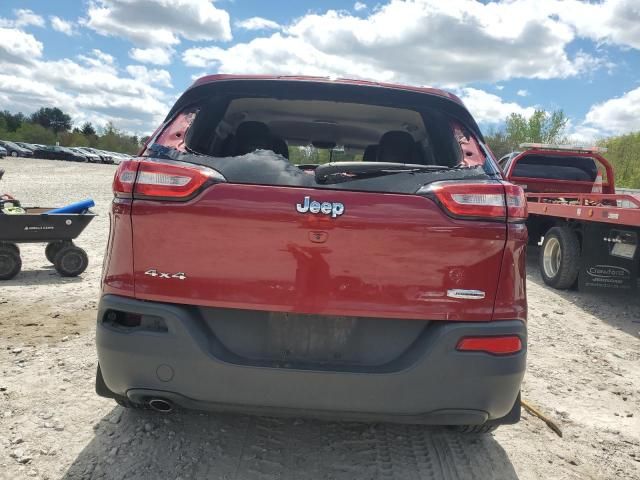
96 122 141 154
485 109 569 158
12 122 57 144
0 110 25 132
59 130 90 147
30 107 72 134
81 122 96 136
599 132 640 188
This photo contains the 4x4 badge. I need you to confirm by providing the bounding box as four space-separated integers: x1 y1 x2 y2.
144 269 187 280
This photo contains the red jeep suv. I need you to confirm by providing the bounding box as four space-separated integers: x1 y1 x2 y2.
96 75 527 432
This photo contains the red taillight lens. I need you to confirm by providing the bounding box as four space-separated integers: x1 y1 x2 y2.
112 160 139 197
112 158 225 200
457 336 522 355
420 181 507 220
503 182 528 222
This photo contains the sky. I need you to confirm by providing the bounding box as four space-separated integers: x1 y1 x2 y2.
0 0 638 140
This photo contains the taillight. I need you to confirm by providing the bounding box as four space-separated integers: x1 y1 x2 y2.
113 160 139 198
112 158 226 200
419 181 507 220
503 182 528 222
456 336 522 355
418 181 528 222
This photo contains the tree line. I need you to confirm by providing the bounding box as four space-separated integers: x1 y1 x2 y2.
0 107 143 154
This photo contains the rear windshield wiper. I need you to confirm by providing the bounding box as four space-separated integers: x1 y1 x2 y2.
315 162 452 184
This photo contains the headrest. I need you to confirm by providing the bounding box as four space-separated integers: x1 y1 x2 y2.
377 131 415 163
271 136 289 159
362 145 378 162
234 121 272 155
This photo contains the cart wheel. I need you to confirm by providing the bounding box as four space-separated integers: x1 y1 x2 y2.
539 226 580 289
0 245 22 280
54 245 88 277
45 241 71 264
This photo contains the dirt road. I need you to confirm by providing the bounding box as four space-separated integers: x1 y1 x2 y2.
1 158 639 480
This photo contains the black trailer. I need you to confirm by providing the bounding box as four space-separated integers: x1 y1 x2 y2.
0 208 95 280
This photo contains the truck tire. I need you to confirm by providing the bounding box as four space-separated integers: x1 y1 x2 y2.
0 242 20 255
45 241 71 263
539 226 580 289
0 245 22 280
54 245 88 277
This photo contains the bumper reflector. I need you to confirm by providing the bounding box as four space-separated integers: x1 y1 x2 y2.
456 336 522 355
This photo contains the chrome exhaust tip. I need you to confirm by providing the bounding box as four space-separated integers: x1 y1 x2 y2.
148 398 173 413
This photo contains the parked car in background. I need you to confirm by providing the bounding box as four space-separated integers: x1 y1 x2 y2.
93 149 121 164
85 147 114 164
0 140 34 157
0 145 6 158
33 145 88 162
14 142 37 153
70 147 101 163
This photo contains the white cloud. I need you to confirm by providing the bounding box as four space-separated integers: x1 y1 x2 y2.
84 0 232 47
354 2 367 11
555 0 640 51
50 16 76 36
0 9 45 28
129 47 174 65
0 46 171 133
183 0 600 86
0 27 43 64
458 88 536 124
516 89 530 97
583 87 640 135
495 85 504 91
236 17 280 31
126 65 173 88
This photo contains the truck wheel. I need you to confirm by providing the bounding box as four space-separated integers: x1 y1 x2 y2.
45 241 71 263
54 245 88 277
0 245 22 280
0 242 20 255
539 226 580 289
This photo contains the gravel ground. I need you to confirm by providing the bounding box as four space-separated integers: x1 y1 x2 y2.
1 157 639 480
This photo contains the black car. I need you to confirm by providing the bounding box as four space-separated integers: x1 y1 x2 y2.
0 140 34 157
33 146 87 162
15 142 38 152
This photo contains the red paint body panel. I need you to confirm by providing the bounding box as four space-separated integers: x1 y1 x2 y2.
101 199 136 297
130 184 508 321
492 223 528 322
526 193 640 227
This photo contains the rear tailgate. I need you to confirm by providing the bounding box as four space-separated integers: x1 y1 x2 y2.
131 183 506 321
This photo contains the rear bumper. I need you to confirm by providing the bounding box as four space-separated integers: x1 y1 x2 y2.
96 294 526 424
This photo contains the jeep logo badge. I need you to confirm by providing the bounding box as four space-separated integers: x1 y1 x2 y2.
296 196 344 218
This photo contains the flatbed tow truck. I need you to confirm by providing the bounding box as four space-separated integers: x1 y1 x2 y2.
500 143 640 292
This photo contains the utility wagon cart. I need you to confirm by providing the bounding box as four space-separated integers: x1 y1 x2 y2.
0 207 95 280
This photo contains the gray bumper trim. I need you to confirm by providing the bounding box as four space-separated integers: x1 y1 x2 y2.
96 295 526 423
